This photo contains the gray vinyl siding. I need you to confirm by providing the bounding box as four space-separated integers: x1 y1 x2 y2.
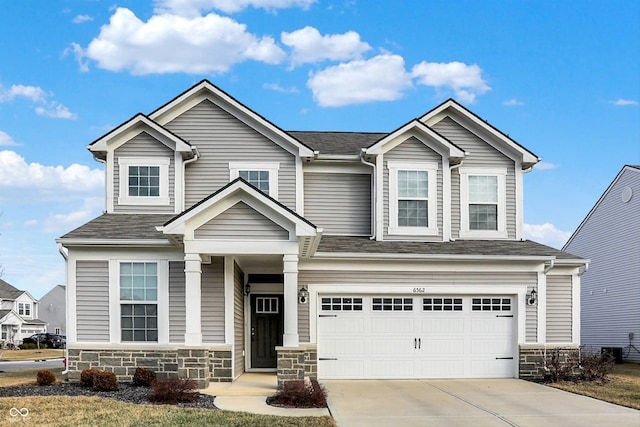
233 262 245 377
201 258 225 343
113 132 175 213
546 275 573 343
194 202 289 240
383 137 443 241
432 117 517 239
304 172 371 236
564 167 640 360
76 261 109 342
298 269 536 342
168 261 186 343
164 100 297 210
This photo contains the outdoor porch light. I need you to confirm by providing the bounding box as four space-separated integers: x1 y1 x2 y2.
298 286 308 304
527 288 537 306
244 283 251 296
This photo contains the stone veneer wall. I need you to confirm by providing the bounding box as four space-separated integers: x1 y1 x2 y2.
67 347 233 389
519 345 580 381
276 344 317 388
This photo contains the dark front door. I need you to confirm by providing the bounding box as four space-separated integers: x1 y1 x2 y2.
250 294 284 368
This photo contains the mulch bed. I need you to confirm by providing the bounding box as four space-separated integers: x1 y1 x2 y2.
0 382 218 409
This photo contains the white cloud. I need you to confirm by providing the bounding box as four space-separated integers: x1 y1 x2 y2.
503 98 524 106
0 131 19 146
42 197 104 234
0 84 47 103
534 161 559 170
411 61 490 103
0 150 103 192
64 43 90 72
263 83 299 93
308 54 412 107
35 104 78 120
72 14 93 24
155 0 316 15
281 26 371 67
524 223 572 249
82 8 285 75
612 99 638 106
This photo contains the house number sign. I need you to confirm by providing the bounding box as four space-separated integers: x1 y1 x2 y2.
412 287 426 293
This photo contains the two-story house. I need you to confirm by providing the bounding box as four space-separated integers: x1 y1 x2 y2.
58 80 587 387
0 279 47 347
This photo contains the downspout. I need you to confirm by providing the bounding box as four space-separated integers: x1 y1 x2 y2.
182 147 200 209
360 149 376 240
448 160 463 241
578 262 589 276
57 243 69 375
92 154 107 212
543 259 555 273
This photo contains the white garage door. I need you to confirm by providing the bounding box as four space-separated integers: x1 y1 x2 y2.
318 295 515 379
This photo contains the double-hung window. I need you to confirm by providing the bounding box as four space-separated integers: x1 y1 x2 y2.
18 302 31 317
459 167 507 238
229 162 279 198
388 161 438 235
120 262 158 342
118 157 170 206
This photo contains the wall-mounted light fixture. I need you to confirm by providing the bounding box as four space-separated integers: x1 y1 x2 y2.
244 283 251 296
298 287 308 304
527 288 537 306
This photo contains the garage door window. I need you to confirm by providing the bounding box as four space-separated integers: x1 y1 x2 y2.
471 297 511 311
423 297 463 311
372 297 413 311
321 297 363 311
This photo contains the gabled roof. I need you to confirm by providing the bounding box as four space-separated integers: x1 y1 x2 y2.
149 80 316 158
57 214 175 244
288 131 386 156
0 279 24 300
420 99 540 169
563 165 640 249
161 178 318 238
365 119 466 161
88 113 195 160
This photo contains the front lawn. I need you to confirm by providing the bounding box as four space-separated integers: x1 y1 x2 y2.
549 362 640 409
0 349 64 361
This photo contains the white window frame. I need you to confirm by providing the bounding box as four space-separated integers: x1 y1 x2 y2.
118 157 170 206
18 302 31 317
118 261 160 343
229 162 279 198
459 167 508 239
388 161 438 236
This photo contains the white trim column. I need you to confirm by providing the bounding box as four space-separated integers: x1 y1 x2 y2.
184 253 202 346
537 270 547 344
282 254 299 347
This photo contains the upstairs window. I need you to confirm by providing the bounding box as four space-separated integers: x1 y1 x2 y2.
388 161 438 235
459 168 507 238
18 302 31 316
229 162 279 198
118 157 170 206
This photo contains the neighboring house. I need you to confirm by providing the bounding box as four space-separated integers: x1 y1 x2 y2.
563 165 640 362
58 80 587 387
0 278 47 347
39 285 66 336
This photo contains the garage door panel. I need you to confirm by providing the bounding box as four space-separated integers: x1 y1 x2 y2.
420 360 465 378
471 317 513 333
321 317 365 334
371 359 415 378
371 338 414 354
471 359 513 377
422 339 465 354
371 317 414 334
320 360 365 379
322 338 365 355
421 317 464 333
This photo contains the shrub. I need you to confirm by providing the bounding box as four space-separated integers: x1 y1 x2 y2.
544 347 614 383
19 343 36 350
267 378 327 408
148 377 198 404
93 370 119 391
579 351 614 383
133 367 156 386
80 368 101 386
36 370 56 386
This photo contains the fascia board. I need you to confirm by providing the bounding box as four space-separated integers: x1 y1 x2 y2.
150 80 315 158
366 121 465 158
312 252 556 262
56 239 172 247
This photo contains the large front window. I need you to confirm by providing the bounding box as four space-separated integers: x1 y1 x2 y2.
120 262 158 342
388 161 438 235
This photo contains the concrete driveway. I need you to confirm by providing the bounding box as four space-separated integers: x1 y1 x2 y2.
323 379 640 427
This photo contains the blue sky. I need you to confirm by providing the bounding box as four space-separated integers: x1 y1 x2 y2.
0 0 638 298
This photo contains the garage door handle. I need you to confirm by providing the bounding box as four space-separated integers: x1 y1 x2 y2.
414 338 417 349
418 338 421 349
495 357 514 360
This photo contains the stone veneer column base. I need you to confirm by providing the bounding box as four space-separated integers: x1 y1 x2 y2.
67 346 234 389
519 344 580 381
275 344 317 388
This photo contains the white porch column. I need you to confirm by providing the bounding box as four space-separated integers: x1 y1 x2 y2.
184 253 202 346
282 254 299 347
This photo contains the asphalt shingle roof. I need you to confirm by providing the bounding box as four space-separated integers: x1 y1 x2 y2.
60 214 175 240
0 279 24 299
288 131 386 156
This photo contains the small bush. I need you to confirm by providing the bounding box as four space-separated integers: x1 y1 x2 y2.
148 376 198 404
80 368 101 386
36 370 56 386
19 343 36 350
544 347 614 383
580 351 614 383
93 370 119 391
267 379 328 408
133 367 156 386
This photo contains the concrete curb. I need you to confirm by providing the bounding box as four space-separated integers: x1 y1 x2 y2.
213 395 330 417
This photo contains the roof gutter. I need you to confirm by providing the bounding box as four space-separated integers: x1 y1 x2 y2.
312 252 557 262
55 239 173 247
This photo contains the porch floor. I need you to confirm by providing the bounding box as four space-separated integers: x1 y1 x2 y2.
201 372 277 396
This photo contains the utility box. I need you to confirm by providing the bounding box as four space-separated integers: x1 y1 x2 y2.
601 347 623 363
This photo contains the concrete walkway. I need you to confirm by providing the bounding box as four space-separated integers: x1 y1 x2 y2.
201 372 330 417
323 378 640 427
